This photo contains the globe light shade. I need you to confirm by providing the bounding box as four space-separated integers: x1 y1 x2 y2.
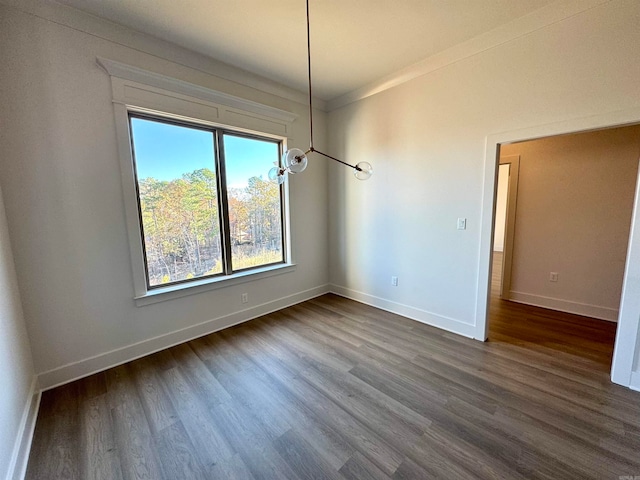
283 148 308 174
268 166 285 184
354 161 373 180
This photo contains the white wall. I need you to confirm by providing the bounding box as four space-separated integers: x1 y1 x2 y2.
328 0 640 341
0 183 36 480
493 164 510 252
0 2 329 388
501 126 640 321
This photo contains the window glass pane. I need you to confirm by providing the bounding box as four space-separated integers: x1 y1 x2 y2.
130 117 223 287
223 134 284 270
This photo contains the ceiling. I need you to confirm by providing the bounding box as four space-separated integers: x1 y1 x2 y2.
56 0 557 101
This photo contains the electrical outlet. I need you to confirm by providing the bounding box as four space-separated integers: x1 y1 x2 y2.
391 276 398 286
457 218 467 230
549 272 558 282
241 293 248 304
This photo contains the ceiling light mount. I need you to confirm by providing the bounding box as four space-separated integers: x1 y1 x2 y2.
269 0 373 183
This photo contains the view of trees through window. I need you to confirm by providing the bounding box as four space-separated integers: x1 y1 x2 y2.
130 116 284 288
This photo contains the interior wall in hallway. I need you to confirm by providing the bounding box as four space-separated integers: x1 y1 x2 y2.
501 124 640 321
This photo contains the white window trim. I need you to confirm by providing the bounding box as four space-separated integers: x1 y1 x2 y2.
135 263 297 307
98 58 297 306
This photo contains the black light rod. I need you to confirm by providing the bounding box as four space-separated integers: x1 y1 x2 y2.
306 0 314 150
296 0 363 175
313 149 361 171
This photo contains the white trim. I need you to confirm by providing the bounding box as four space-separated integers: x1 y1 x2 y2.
612 157 640 386
630 371 640 392
475 106 640 389
327 0 610 110
508 291 618 322
135 263 296 307
97 58 297 124
112 102 148 298
330 284 476 339
38 284 330 390
6 376 40 480
498 155 521 300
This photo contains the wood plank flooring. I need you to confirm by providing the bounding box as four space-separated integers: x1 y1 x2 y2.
490 251 617 367
26 288 640 479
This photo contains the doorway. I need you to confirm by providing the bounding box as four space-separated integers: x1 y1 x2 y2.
475 109 640 389
488 126 640 366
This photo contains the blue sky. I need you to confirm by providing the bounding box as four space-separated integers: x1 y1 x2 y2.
130 117 278 188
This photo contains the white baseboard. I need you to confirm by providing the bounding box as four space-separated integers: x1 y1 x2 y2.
508 291 618 322
630 371 640 392
329 284 476 339
38 284 330 390
7 376 40 480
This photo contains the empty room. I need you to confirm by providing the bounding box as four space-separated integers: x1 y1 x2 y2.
1 0 640 479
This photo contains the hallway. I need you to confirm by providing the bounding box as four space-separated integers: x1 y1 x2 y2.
488 251 616 370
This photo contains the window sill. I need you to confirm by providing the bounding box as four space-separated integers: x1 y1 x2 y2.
134 263 296 307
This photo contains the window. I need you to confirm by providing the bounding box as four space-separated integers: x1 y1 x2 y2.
129 113 285 289
99 57 297 304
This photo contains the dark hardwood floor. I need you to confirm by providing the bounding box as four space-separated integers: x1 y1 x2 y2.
26 273 640 479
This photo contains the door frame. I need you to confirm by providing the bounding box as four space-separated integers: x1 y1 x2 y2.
474 107 640 389
496 155 520 300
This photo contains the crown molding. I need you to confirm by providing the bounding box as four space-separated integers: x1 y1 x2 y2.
1 0 327 111
327 0 612 111
2 0 611 113
97 57 298 124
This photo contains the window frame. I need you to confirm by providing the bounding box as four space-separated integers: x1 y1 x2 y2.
218 130 288 274
98 57 297 306
129 112 288 291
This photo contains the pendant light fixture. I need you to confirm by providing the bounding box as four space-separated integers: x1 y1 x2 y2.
268 0 373 184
